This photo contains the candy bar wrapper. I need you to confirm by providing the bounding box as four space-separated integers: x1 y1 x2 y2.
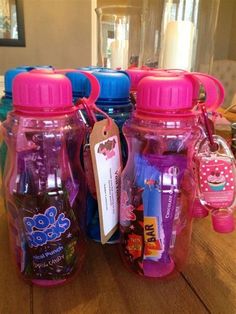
121 154 187 273
143 155 187 264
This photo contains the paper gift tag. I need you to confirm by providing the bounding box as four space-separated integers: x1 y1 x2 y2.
90 119 123 244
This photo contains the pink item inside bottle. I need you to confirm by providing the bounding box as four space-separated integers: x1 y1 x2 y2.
143 259 175 278
31 279 66 287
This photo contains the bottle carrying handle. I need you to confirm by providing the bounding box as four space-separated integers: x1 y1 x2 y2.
78 71 100 106
75 70 113 131
189 72 225 110
57 69 112 129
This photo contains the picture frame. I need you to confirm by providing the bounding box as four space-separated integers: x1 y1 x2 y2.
0 0 25 46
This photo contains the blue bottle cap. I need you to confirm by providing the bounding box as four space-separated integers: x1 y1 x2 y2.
16 66 35 71
4 66 54 97
65 72 89 98
77 66 103 72
88 69 131 105
4 68 28 96
16 65 54 70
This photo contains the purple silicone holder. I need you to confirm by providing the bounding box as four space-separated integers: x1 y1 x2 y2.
143 259 175 277
32 279 66 287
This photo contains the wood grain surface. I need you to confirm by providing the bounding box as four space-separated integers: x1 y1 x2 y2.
0 198 235 314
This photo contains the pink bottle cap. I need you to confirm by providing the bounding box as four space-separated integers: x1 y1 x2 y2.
165 69 189 75
125 68 183 91
136 75 197 113
30 69 54 74
192 199 209 218
145 69 179 77
211 209 235 233
136 72 225 115
125 68 149 91
13 72 73 115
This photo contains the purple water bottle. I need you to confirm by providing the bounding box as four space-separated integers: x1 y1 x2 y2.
2 72 86 286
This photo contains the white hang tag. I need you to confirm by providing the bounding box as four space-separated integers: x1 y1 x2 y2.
90 119 123 244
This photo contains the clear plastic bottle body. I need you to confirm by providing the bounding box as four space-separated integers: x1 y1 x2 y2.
120 113 201 278
2 110 86 286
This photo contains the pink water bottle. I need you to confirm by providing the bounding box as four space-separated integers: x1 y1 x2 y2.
120 73 224 278
2 72 86 286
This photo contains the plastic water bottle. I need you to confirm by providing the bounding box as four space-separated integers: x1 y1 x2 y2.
2 71 86 286
0 66 53 174
86 69 133 242
0 68 29 174
119 73 224 278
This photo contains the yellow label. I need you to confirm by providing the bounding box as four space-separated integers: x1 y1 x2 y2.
144 217 162 257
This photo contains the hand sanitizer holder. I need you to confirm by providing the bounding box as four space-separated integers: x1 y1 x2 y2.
195 135 236 233
196 135 236 209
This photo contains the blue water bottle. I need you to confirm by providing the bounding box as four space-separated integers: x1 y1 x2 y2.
86 69 133 242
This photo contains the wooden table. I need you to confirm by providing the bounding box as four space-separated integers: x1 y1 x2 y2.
0 201 235 314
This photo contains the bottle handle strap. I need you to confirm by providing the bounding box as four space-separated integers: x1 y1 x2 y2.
199 102 218 151
189 72 225 110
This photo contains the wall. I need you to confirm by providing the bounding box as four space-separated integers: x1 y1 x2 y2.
228 1 236 60
214 0 235 60
0 0 97 74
